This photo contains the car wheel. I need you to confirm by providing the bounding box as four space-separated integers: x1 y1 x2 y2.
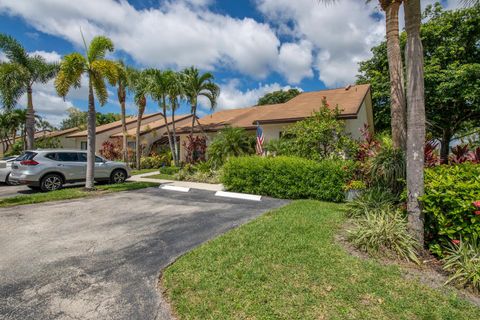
110 169 127 184
5 173 13 186
40 174 63 192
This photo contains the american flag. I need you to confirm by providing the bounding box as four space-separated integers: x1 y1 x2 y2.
256 123 264 155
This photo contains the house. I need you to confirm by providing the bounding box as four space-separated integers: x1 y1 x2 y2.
66 113 164 153
35 127 81 149
176 84 374 161
0 130 58 157
109 114 193 155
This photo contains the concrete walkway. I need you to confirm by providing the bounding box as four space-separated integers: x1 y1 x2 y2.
128 172 224 192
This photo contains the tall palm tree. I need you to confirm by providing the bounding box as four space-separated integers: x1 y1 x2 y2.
127 68 150 170
381 0 406 150
182 67 220 137
166 71 186 165
114 61 129 163
55 35 118 190
404 0 426 245
0 33 58 150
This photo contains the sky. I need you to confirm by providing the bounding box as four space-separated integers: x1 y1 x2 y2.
0 0 461 127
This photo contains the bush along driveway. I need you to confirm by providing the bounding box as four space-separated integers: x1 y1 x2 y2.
162 200 479 319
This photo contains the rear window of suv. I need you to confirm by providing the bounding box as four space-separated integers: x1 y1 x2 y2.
16 152 37 161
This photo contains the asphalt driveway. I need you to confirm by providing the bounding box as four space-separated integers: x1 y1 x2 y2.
0 187 288 320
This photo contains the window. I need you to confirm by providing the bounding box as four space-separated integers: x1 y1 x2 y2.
77 153 87 162
45 153 57 160
80 141 87 150
57 153 79 162
16 152 37 161
127 141 136 150
95 156 105 163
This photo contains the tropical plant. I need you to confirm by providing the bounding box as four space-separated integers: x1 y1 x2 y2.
207 127 255 169
369 145 406 195
182 67 220 137
114 61 129 162
166 71 185 166
127 68 150 170
424 140 440 167
55 35 118 189
348 209 420 263
99 139 122 161
346 187 397 218
257 88 301 105
0 33 58 149
183 135 207 164
442 234 480 292
274 97 356 160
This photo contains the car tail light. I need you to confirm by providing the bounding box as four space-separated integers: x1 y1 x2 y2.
20 160 39 166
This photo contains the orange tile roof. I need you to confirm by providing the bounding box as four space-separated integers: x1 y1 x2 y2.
111 114 192 137
181 84 371 132
67 112 162 137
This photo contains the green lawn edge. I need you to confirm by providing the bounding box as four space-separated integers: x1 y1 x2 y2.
0 181 159 208
162 200 479 320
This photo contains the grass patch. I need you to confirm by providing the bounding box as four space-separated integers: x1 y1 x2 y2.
145 173 176 180
162 201 479 319
130 168 160 176
0 181 159 208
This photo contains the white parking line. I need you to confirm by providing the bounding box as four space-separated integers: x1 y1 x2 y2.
160 185 190 192
215 191 262 201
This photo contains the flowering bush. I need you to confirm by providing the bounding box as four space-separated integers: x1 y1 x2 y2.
183 135 207 164
421 163 480 256
140 153 171 169
100 139 122 160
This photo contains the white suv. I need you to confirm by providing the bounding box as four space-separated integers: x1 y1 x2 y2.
10 150 131 191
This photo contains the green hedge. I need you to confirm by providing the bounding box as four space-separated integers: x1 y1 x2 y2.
421 163 480 255
159 166 180 175
221 156 354 202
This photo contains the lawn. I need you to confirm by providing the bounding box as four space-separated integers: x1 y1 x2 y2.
0 181 159 208
162 200 479 319
130 168 160 176
145 173 176 180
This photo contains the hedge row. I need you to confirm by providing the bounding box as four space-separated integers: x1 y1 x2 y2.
221 156 354 202
422 163 480 255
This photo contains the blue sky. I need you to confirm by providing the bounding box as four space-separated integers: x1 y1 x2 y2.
0 0 459 127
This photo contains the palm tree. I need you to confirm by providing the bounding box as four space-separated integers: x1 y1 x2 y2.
404 0 426 245
182 67 220 137
114 61 129 163
166 71 186 165
127 68 150 170
0 33 58 150
55 35 118 190
146 69 176 164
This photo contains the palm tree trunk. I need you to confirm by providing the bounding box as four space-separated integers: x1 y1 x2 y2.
25 85 35 150
404 0 426 245
118 86 128 163
385 1 407 150
171 106 179 166
189 103 197 137
162 97 175 164
440 128 451 164
135 103 145 170
85 77 96 190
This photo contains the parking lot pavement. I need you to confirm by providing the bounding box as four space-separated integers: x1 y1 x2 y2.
0 187 288 319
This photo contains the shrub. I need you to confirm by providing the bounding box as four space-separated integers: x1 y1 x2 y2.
368 145 405 195
183 135 206 164
421 163 480 256
221 156 354 202
343 180 367 191
348 209 419 263
174 163 220 184
206 127 255 169
442 234 480 292
100 139 122 160
159 166 180 175
140 153 171 169
346 187 397 218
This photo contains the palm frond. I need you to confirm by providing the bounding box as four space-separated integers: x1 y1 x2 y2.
0 33 29 66
0 62 29 109
28 55 59 83
90 59 119 86
55 53 86 98
91 73 108 105
87 36 114 63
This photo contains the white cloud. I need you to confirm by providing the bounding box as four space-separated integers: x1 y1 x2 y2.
202 79 299 111
278 40 313 84
0 0 281 78
256 0 385 87
0 51 6 62
30 50 62 63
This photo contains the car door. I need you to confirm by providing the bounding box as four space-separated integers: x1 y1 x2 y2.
94 156 110 179
56 152 86 182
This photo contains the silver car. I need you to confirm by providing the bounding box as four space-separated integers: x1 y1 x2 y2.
10 149 131 192
0 156 18 185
